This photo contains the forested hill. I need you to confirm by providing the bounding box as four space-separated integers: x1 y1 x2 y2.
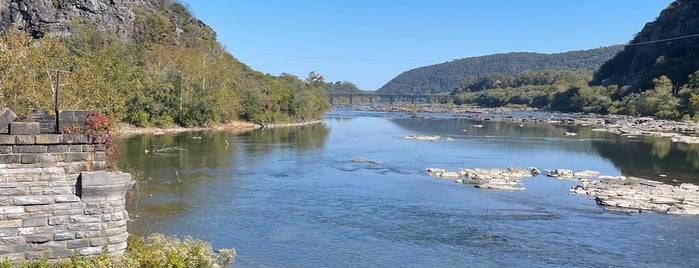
592 0 699 91
377 46 623 95
0 0 330 127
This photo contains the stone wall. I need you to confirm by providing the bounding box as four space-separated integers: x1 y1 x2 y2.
0 119 132 260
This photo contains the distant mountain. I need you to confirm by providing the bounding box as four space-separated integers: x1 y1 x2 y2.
377 46 623 95
592 0 699 91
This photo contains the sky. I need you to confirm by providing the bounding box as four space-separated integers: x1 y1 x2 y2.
181 0 674 90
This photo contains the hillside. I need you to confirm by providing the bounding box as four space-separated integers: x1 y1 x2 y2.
592 0 699 92
0 0 330 126
377 46 623 95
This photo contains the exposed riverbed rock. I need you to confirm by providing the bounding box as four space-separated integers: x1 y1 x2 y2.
571 176 699 215
358 104 699 144
546 169 600 180
426 166 539 190
403 135 441 141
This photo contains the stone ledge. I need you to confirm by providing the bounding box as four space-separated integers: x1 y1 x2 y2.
9 123 39 135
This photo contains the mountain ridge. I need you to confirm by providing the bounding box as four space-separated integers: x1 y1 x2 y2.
377 45 623 95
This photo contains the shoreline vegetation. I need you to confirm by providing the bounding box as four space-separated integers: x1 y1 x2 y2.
1 234 235 268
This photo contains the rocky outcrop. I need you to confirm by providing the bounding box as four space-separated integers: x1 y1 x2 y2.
0 0 145 39
426 167 539 190
593 0 699 90
571 176 699 215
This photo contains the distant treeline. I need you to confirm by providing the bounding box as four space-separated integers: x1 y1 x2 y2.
377 46 623 95
0 1 330 127
450 69 699 120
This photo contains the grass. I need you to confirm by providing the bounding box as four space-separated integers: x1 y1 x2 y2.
0 234 235 268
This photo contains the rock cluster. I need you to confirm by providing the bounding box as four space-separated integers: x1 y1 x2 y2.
403 135 441 142
426 167 539 190
570 176 699 215
426 164 699 215
545 169 600 180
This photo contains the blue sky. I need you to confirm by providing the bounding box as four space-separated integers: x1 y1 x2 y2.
182 0 674 90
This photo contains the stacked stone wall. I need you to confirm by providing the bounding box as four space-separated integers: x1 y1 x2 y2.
0 115 132 260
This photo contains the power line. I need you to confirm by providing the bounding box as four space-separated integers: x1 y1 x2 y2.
228 49 446 63
627 33 699 46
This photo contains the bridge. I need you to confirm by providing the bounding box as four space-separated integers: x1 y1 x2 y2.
327 93 454 104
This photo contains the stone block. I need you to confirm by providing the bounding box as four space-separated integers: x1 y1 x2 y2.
0 220 21 228
37 154 59 164
35 225 66 234
48 145 70 153
50 249 74 259
79 172 132 202
0 154 20 164
67 239 88 249
69 215 100 223
63 134 89 144
0 135 15 145
13 196 52 205
30 241 66 251
0 146 11 153
64 152 86 162
35 134 62 144
15 135 34 144
88 237 105 247
0 108 17 131
0 228 17 237
103 225 126 237
107 241 127 253
107 232 129 244
17 227 34 235
20 154 38 164
0 245 12 255
55 194 80 203
0 236 21 245
0 206 24 214
48 216 67 226
59 110 95 132
0 188 25 196
75 231 101 239
9 122 40 135
13 244 29 253
22 217 48 227
26 234 52 243
13 145 38 153
78 246 102 256
54 232 74 241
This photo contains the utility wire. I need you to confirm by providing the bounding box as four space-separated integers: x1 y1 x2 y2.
627 33 699 46
229 49 446 63
231 33 699 63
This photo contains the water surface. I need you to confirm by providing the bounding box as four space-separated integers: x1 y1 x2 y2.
117 110 699 267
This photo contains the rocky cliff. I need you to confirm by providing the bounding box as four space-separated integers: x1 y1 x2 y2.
593 0 699 91
0 0 148 39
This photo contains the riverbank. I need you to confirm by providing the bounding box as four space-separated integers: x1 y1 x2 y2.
116 121 261 137
116 120 323 137
343 103 699 144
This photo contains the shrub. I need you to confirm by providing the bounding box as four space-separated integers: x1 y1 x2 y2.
0 234 235 268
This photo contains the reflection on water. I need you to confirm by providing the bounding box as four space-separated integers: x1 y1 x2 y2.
116 110 699 268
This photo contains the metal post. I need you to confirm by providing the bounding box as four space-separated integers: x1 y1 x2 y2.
55 71 60 133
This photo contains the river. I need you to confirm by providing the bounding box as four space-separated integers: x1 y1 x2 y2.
116 109 699 267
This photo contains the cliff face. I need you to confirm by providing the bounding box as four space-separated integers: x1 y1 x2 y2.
593 0 699 90
0 0 147 39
